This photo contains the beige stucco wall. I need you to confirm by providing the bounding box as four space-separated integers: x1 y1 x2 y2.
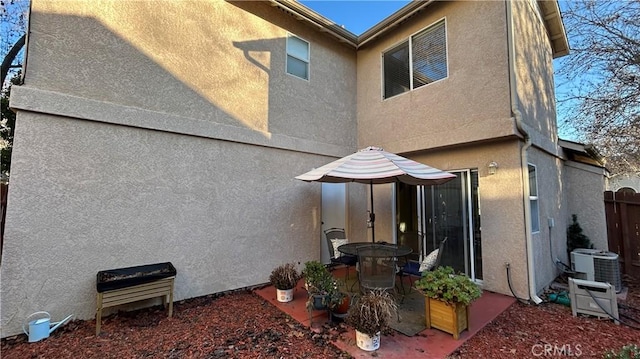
563 161 608 251
608 175 640 193
524 147 607 293
352 0 569 298
1 0 357 337
23 0 356 147
512 1 607 291
356 0 513 153
2 0 595 336
527 148 565 291
415 141 531 297
357 140 531 297
512 0 559 155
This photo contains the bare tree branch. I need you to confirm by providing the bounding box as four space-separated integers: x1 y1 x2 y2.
1 34 25 86
557 0 640 176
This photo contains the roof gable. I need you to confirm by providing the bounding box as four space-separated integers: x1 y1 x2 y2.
269 0 569 57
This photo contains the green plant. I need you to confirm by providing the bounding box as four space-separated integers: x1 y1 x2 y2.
603 344 640 359
302 261 333 294
346 289 397 336
567 214 594 254
325 279 350 312
269 263 300 290
414 266 481 306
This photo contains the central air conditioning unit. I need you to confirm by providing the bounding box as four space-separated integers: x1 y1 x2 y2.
571 249 622 293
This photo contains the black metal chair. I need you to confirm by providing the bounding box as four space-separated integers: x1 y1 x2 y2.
356 245 401 321
357 245 397 294
324 228 357 279
398 237 447 294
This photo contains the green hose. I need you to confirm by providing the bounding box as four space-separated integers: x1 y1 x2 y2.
548 292 570 306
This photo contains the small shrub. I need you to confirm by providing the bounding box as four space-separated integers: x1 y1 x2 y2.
346 289 397 336
269 263 300 290
567 214 594 254
603 344 640 359
302 260 333 294
414 266 481 306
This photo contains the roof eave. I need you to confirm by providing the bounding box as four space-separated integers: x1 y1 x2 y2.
269 0 358 47
538 1 570 58
357 1 435 49
270 0 435 49
559 139 605 167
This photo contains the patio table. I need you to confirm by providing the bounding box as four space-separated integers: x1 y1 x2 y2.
337 242 412 293
337 242 412 258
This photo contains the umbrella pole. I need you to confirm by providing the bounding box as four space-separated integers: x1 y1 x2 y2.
370 182 375 242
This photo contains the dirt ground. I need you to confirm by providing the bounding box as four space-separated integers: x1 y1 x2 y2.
2 277 639 358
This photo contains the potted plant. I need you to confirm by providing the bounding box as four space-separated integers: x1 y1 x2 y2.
269 263 301 303
414 266 481 339
302 261 334 310
326 280 351 322
345 289 397 351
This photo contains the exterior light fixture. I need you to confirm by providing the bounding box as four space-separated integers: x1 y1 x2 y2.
488 161 498 175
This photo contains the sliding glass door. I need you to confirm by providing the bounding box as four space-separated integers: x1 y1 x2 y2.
396 170 482 280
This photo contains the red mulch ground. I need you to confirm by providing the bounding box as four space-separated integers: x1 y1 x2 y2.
2 277 639 359
450 275 640 358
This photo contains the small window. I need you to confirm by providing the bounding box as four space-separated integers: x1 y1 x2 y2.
286 35 309 80
528 164 540 233
383 19 447 99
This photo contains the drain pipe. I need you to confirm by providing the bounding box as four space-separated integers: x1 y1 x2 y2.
506 0 542 305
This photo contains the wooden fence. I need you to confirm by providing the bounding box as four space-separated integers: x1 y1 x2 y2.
604 190 640 278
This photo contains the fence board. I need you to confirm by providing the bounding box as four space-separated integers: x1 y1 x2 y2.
604 190 640 278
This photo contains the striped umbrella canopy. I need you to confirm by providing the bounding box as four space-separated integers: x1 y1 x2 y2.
296 146 456 241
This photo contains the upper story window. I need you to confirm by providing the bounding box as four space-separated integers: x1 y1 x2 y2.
383 19 447 99
286 34 309 80
528 164 540 233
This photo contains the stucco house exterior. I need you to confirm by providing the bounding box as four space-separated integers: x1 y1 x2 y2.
608 174 640 193
1 0 607 337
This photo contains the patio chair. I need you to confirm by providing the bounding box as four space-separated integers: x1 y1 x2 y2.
357 245 397 294
324 228 357 279
398 237 447 295
356 245 402 321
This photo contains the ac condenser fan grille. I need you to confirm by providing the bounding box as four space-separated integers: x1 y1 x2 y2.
593 254 622 293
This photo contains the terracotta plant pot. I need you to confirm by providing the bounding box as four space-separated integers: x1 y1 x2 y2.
333 294 351 314
329 294 351 322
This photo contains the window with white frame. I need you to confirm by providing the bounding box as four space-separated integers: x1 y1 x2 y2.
286 34 309 80
528 164 540 233
383 19 447 99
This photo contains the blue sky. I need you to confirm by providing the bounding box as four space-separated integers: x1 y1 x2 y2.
300 1 412 35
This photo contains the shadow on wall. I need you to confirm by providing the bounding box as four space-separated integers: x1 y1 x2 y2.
514 0 558 141
28 0 354 144
2 0 356 337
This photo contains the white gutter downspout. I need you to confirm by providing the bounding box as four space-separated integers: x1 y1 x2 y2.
506 0 543 305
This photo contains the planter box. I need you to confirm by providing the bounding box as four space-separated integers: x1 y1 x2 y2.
96 276 174 335
97 262 176 292
424 297 469 339
95 262 176 335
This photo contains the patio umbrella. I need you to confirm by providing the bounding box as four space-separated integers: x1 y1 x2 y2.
296 146 456 242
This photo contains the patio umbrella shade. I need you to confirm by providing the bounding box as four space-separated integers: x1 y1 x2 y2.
296 146 456 242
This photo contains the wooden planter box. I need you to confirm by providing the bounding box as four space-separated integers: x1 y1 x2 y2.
96 276 175 335
424 297 469 339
